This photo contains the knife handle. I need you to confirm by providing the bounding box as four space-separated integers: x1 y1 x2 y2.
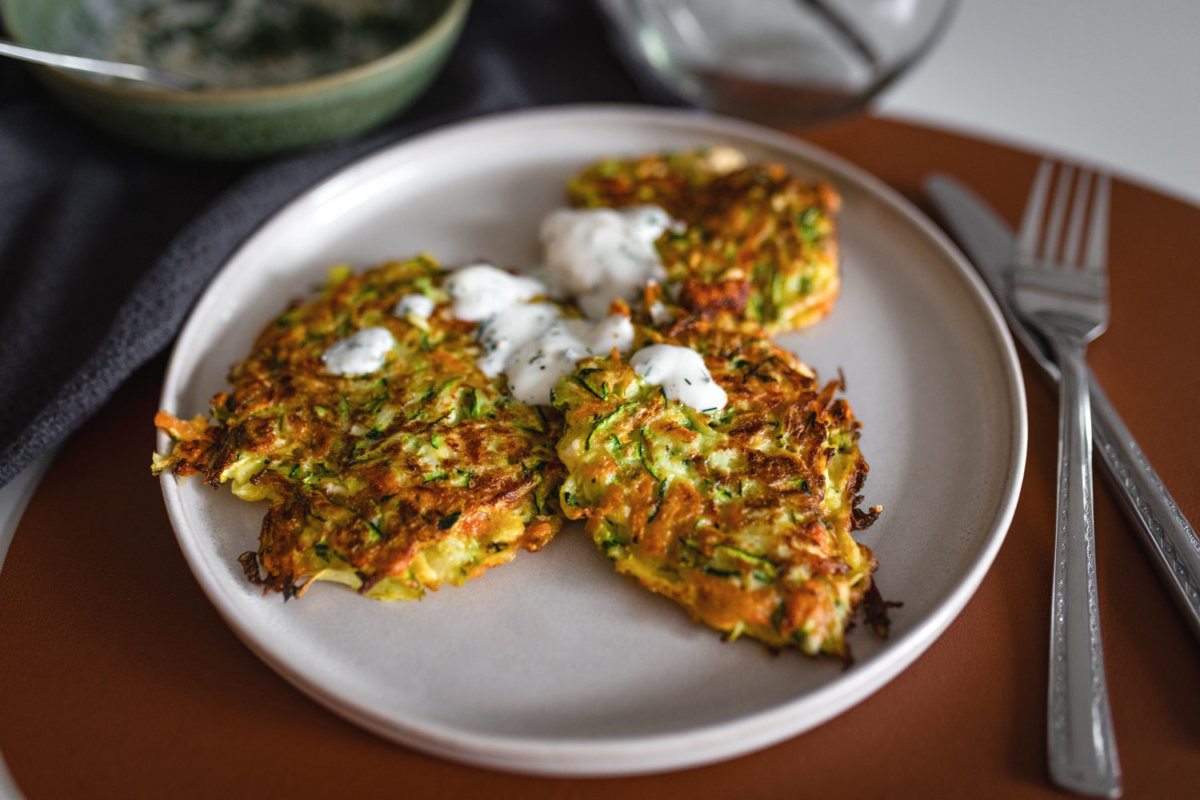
1025 331 1200 639
1090 375 1200 638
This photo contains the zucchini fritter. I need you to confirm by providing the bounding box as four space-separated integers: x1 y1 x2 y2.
153 256 564 600
552 322 880 658
567 149 841 333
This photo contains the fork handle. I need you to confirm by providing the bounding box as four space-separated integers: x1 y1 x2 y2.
1046 334 1122 798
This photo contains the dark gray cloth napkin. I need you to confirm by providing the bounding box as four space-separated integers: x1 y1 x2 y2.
0 0 673 487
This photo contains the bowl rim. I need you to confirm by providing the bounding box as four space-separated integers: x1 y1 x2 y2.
0 0 472 103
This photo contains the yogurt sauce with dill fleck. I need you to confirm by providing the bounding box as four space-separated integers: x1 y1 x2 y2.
540 205 681 319
507 315 633 405
442 262 633 405
393 293 435 319
630 344 727 412
475 302 564 379
321 326 395 376
444 263 549 322
326 198 711 406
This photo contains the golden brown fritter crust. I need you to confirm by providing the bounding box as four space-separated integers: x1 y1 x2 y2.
154 256 564 600
553 321 880 659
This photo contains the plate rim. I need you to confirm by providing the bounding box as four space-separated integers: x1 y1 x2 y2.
157 103 1028 776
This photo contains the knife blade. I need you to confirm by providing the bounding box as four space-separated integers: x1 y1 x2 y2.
926 174 1200 644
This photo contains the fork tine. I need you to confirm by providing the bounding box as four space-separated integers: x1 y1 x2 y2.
1085 173 1111 273
1017 160 1054 264
1062 169 1093 268
1041 164 1075 264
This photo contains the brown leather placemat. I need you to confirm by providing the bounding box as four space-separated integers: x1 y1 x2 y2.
2 116 1198 798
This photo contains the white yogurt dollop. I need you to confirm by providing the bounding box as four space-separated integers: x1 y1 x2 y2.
475 302 563 378
630 344 727 413
442 261 634 405
321 327 396 376
506 315 635 405
540 205 679 319
444 262 549 322
393 293 435 319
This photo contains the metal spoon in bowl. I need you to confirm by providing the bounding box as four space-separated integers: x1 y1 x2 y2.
0 38 202 91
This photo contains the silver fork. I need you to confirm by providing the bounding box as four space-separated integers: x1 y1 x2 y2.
1012 161 1121 798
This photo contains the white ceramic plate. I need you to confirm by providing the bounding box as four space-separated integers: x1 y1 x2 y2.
158 106 1026 776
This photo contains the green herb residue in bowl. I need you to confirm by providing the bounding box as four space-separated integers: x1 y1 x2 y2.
1 0 470 158
100 0 441 90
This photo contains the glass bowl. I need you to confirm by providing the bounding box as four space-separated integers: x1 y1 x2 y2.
597 0 959 126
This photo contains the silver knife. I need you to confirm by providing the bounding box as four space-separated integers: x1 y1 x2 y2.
926 174 1200 643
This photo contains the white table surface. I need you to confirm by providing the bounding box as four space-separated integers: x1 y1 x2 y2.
877 0 1200 207
2 1 1198 795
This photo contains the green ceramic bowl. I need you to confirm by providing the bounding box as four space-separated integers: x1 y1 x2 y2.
1 0 471 159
